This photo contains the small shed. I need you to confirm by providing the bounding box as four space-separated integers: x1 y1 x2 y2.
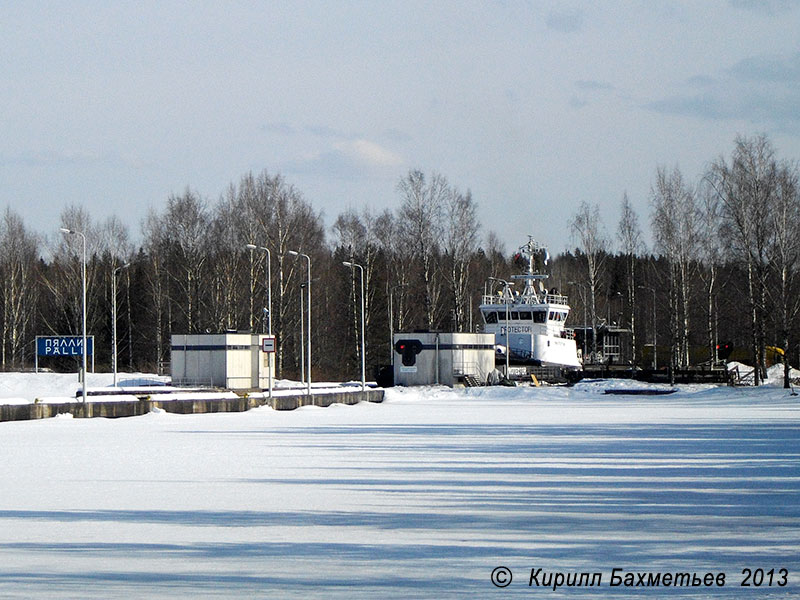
393 332 495 387
171 333 275 390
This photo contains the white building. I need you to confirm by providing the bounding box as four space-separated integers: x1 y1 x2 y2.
171 333 275 390
393 332 495 387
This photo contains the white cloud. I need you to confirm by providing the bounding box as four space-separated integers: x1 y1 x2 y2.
334 139 404 168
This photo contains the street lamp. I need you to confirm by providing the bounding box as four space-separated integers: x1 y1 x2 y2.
112 262 131 387
299 282 306 384
60 227 88 403
245 244 271 334
288 250 311 396
343 261 366 392
489 277 513 377
638 286 657 370
246 243 273 399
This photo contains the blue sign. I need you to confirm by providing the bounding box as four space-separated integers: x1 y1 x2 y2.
36 336 94 357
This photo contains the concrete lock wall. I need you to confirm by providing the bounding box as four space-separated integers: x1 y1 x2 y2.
393 332 495 387
171 333 275 389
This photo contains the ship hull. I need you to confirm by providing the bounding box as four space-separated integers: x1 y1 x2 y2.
495 331 581 369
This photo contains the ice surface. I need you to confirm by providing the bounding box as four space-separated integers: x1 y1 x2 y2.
0 374 798 598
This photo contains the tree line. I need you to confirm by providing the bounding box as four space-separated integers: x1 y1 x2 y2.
567 134 800 387
1 134 797 386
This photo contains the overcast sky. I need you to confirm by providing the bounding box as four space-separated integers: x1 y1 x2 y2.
2 0 799 254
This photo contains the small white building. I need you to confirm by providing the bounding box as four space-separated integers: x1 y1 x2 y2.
393 332 495 387
171 333 275 390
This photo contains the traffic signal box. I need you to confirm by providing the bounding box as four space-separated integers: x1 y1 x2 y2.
394 339 423 366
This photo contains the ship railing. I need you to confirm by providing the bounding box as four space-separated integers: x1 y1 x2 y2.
482 295 513 305
545 294 569 305
482 293 569 306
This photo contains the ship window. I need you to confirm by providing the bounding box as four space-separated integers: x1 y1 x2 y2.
519 311 532 320
533 311 546 323
549 311 565 322
484 311 498 324
510 311 519 320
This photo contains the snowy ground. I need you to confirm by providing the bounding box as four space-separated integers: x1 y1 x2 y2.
0 372 798 598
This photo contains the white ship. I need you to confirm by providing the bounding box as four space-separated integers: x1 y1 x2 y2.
480 238 581 370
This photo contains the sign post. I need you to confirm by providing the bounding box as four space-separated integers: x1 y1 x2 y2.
261 336 276 399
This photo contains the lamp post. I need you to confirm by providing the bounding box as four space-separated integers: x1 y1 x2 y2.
489 277 513 377
343 261 366 392
638 286 657 370
60 227 87 403
299 282 306 384
288 250 311 396
245 244 271 334
246 244 273 398
112 262 131 387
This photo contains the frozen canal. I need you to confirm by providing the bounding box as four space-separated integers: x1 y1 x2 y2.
0 380 798 598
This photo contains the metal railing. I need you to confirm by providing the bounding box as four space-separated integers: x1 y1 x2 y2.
453 361 488 384
481 293 569 306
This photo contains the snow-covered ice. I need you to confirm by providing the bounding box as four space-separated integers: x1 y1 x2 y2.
0 372 798 598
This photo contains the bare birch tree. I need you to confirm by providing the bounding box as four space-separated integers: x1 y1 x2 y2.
617 193 643 363
141 211 166 370
443 188 480 332
769 161 800 388
397 170 447 329
162 190 210 334
570 201 607 358
209 185 246 331
0 209 39 368
708 135 778 384
651 166 699 376
696 180 724 364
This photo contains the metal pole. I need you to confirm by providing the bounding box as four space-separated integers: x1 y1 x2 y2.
490 277 513 377
344 262 366 392
299 284 305 384
389 286 394 366
61 228 88 402
112 267 118 387
81 232 86 402
638 286 657 370
652 288 657 370
291 252 310 397
305 256 311 397
112 263 130 387
247 244 273 397
506 295 510 377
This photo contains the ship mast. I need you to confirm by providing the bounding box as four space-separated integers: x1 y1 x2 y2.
513 236 548 303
